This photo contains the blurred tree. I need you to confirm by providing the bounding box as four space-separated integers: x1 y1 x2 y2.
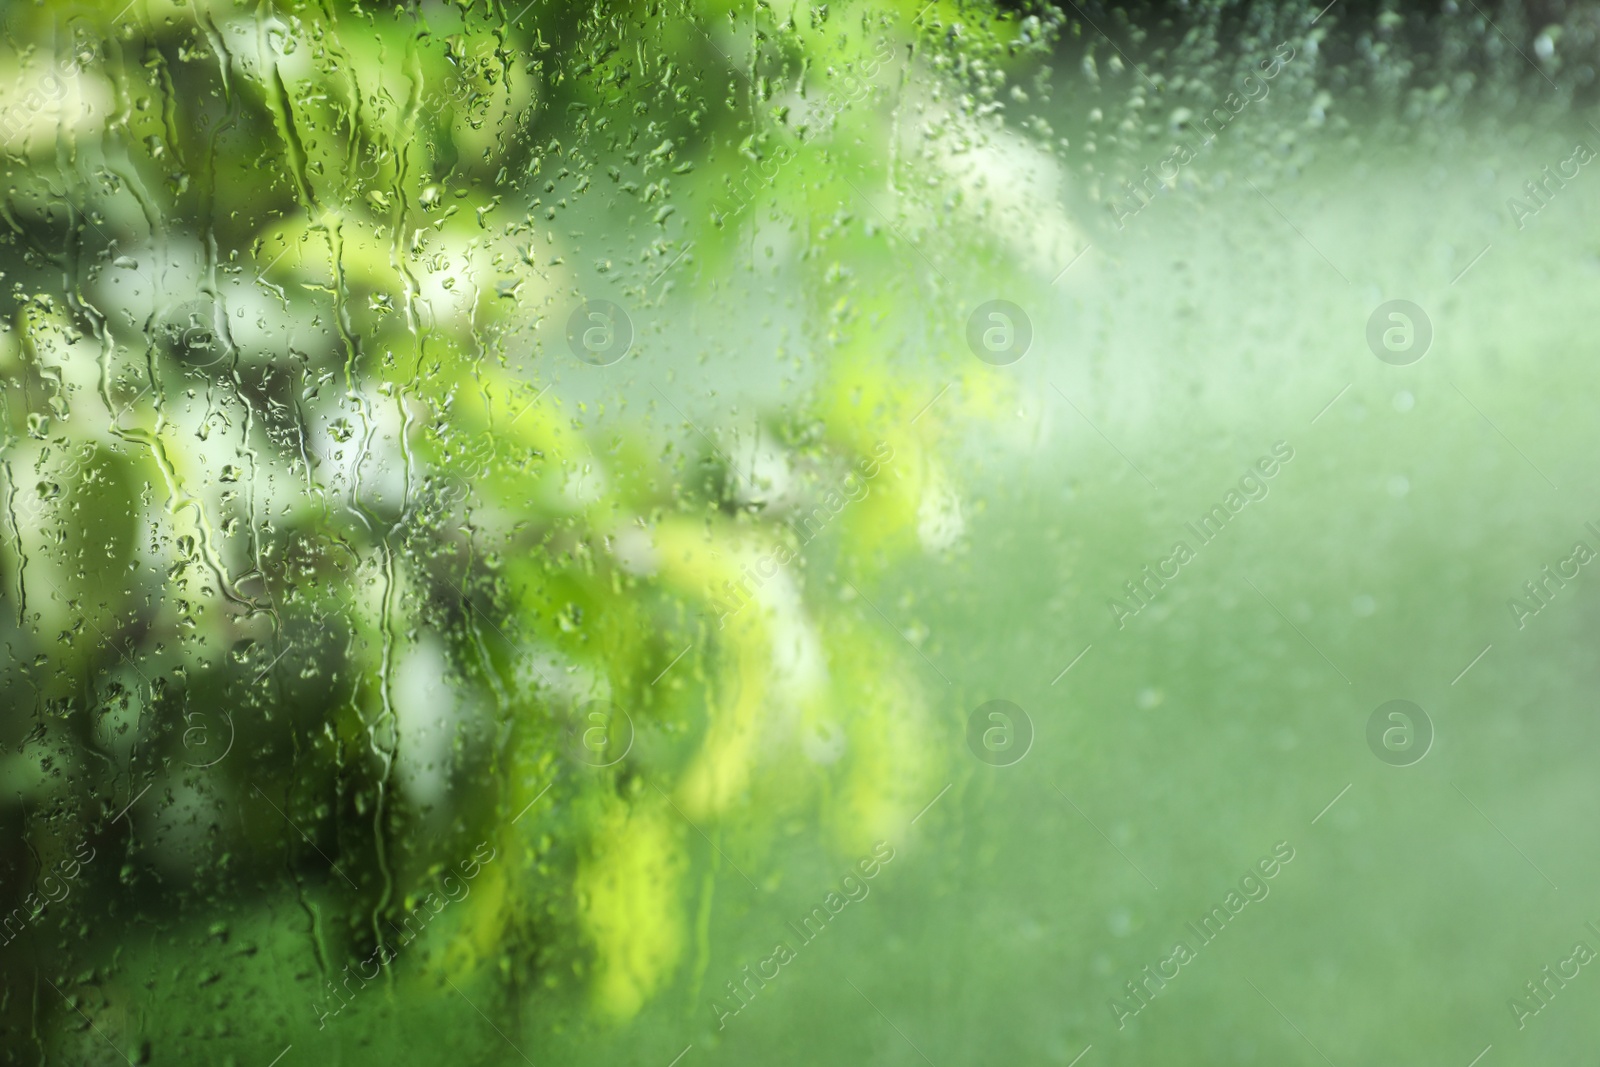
0 0 1059 1060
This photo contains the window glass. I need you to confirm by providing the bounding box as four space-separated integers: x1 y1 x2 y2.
1 2 1595 1064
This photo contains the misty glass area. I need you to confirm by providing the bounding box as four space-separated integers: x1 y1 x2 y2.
1 1 1597 1064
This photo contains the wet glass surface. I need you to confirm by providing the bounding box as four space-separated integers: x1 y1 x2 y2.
1 1 1598 1064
